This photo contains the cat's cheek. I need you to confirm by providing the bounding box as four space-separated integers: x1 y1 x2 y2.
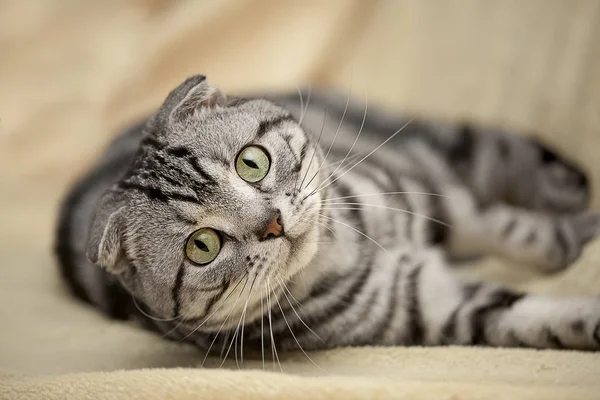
284 224 320 278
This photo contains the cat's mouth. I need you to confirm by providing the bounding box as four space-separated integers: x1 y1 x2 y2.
195 216 319 331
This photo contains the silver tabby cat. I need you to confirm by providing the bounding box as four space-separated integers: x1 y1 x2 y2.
56 75 600 357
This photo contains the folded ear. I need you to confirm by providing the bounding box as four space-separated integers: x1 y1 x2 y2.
156 75 227 125
86 189 128 274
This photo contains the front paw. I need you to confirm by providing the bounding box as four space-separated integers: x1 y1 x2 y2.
545 212 600 272
531 137 591 214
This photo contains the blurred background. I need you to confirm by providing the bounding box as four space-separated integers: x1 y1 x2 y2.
2 0 600 374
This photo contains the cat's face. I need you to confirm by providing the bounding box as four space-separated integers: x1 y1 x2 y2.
87 76 326 330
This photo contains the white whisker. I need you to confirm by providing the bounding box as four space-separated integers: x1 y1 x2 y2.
319 214 387 252
298 101 328 192
302 77 353 191
322 203 452 228
315 219 336 237
132 295 180 322
201 275 250 368
220 273 258 369
267 279 283 372
298 85 311 126
296 86 304 123
294 85 311 193
275 271 325 343
322 191 451 203
260 291 265 371
305 89 368 199
239 273 258 368
274 276 327 373
219 330 231 360
307 119 414 200
175 275 245 342
320 152 365 171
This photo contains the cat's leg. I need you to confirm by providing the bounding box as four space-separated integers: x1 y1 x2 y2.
405 249 600 349
410 124 591 214
441 184 600 272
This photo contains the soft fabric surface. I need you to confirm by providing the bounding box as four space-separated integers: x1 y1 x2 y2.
2 1 600 399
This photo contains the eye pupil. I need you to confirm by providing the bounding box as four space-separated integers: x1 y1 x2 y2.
243 159 259 169
186 228 220 265
194 239 209 252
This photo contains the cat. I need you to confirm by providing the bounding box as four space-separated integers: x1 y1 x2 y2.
56 75 600 360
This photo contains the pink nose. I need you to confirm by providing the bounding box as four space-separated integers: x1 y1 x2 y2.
262 210 284 240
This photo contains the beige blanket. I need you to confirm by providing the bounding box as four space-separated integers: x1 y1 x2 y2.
2 1 600 399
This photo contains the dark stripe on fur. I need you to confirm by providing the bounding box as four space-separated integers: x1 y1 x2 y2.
554 222 570 265
186 155 215 184
173 210 197 225
293 141 308 175
427 185 450 245
306 270 350 301
169 163 210 191
180 277 240 325
439 283 481 345
304 264 372 337
56 217 93 305
167 146 191 157
593 323 600 345
142 136 166 150
119 181 198 203
299 141 308 160
507 330 530 348
497 136 510 160
571 319 585 335
448 124 476 165
370 258 404 343
543 326 565 349
278 132 301 165
501 218 517 238
104 276 133 320
525 230 537 245
162 173 186 188
192 278 232 323
172 264 186 318
333 180 365 240
405 263 425 345
470 289 524 345
256 115 294 139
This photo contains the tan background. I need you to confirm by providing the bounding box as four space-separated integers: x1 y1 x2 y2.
2 1 600 399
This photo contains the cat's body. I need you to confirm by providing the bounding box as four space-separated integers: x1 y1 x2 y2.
56 75 600 356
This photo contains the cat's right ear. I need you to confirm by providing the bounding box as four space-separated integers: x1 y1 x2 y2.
156 75 227 125
86 189 128 274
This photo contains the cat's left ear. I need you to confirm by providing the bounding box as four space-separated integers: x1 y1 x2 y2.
86 189 128 274
159 75 228 124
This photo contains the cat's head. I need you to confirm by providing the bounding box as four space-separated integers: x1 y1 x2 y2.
86 75 326 329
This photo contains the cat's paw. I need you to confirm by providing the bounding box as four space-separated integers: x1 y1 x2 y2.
531 138 591 214
569 212 600 245
544 212 600 272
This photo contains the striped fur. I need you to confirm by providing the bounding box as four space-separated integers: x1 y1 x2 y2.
56 75 600 359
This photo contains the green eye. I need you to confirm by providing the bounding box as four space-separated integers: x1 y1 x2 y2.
185 228 221 265
236 145 270 183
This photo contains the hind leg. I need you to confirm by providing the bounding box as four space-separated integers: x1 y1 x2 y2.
442 184 600 272
412 124 596 269
421 124 592 214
